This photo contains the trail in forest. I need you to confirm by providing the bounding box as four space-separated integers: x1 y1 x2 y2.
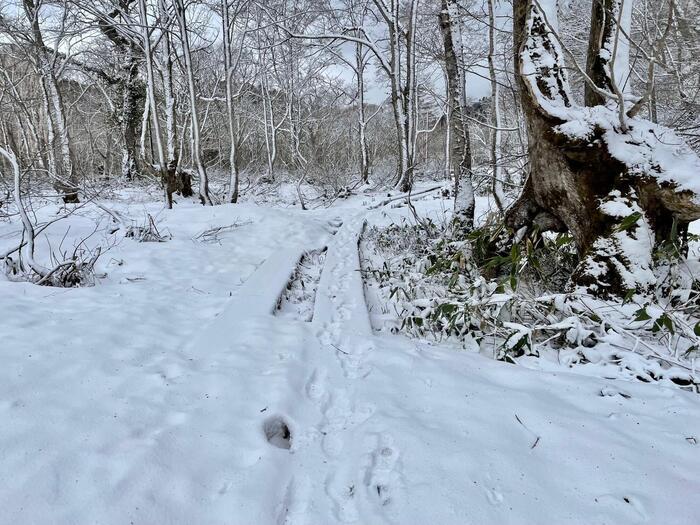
2 199 699 525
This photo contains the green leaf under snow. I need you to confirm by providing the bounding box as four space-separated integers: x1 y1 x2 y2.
616 212 642 233
634 307 652 322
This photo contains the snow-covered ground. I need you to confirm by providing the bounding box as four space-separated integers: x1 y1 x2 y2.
1 189 699 524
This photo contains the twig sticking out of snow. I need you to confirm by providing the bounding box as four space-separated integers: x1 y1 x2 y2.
514 413 541 450
126 214 170 242
367 186 443 210
193 220 253 243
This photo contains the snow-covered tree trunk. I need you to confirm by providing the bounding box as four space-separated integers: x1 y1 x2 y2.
139 95 150 163
158 0 179 185
508 0 700 297
487 0 505 213
585 0 633 107
260 66 279 182
439 0 474 228
1 145 49 277
392 0 419 193
138 0 176 208
116 43 142 181
222 0 240 203
172 0 212 205
355 41 370 184
95 6 143 181
400 0 418 193
387 14 410 192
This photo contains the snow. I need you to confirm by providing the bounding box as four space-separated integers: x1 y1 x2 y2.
1 192 699 523
521 0 700 205
594 190 657 289
519 0 572 115
555 106 700 202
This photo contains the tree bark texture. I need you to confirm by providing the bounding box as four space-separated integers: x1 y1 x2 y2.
507 0 700 296
439 0 474 228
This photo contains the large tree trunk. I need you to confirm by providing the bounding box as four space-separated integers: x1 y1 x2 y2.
119 52 141 181
158 0 180 191
439 0 474 228
96 5 143 181
507 0 700 297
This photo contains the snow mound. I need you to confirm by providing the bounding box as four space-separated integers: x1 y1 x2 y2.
555 106 700 203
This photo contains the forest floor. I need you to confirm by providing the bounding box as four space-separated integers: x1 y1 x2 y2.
1 185 699 524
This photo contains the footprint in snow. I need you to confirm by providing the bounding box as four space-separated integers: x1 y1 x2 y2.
326 470 360 523
305 368 328 404
326 218 344 233
277 475 311 525
264 415 292 450
364 434 404 511
339 341 374 379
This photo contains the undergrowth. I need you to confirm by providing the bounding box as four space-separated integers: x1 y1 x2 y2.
362 217 700 392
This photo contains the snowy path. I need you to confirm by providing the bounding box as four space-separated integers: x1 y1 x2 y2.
1 201 699 524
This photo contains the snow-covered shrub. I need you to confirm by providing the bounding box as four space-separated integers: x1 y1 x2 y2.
363 218 700 392
3 240 104 288
126 214 170 242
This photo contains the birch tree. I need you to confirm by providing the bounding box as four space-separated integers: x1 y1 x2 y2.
221 0 245 203
172 0 212 205
487 0 505 213
158 0 180 186
10 0 81 202
138 0 177 207
438 0 474 228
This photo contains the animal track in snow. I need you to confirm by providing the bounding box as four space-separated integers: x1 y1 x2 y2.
326 218 344 235
276 475 311 525
325 470 360 523
305 368 328 404
264 415 292 450
364 434 404 511
320 388 353 458
338 340 375 379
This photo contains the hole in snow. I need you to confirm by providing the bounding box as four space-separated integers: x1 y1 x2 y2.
263 416 292 449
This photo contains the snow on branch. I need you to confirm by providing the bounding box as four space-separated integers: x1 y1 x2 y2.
520 0 700 217
555 108 700 216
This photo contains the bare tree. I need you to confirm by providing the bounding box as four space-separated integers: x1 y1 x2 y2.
8 0 81 202
487 0 505 214
439 0 474 228
221 0 247 203
172 0 212 205
138 0 177 207
281 0 421 191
